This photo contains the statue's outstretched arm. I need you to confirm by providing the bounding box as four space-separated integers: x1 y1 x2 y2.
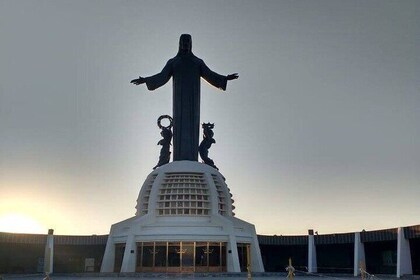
201 62 238 91
131 60 173 90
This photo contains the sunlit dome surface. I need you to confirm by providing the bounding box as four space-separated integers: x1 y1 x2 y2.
136 161 235 218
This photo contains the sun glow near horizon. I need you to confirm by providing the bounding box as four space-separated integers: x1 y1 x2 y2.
0 213 48 234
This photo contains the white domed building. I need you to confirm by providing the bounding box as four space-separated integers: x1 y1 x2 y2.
100 161 264 273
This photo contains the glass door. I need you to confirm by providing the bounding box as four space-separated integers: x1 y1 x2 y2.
167 242 181 272
181 242 195 272
237 243 250 272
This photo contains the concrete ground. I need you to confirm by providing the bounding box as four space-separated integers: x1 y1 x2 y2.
0 273 408 280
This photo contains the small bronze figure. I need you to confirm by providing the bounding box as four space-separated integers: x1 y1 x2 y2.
153 115 173 170
199 123 218 170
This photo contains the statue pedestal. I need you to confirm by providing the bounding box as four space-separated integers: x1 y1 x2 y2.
101 161 264 273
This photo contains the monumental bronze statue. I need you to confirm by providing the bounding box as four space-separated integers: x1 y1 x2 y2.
199 122 218 170
153 115 173 170
131 34 238 162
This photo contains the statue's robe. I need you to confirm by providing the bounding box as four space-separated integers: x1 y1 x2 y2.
145 53 227 161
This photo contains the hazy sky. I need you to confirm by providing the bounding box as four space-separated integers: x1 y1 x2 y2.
1 0 419 236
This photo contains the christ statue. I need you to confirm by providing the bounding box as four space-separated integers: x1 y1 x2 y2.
131 34 238 162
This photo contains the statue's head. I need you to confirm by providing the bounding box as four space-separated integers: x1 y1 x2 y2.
179 34 192 53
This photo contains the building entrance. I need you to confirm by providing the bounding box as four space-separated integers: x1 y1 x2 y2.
135 241 227 272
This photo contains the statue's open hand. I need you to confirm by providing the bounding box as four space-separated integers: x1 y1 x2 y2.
130 76 146 85
227 73 239 80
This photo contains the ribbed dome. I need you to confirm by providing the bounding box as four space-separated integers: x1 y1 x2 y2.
135 161 235 217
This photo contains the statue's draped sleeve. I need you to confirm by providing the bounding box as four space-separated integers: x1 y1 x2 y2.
200 60 227 91
145 60 173 91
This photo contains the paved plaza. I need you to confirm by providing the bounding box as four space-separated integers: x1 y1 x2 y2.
0 273 407 280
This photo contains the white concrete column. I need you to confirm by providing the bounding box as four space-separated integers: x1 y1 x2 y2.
227 234 241 272
397 227 412 278
250 234 265 272
43 229 54 273
308 229 317 273
354 232 366 276
120 234 137 272
100 234 116 272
